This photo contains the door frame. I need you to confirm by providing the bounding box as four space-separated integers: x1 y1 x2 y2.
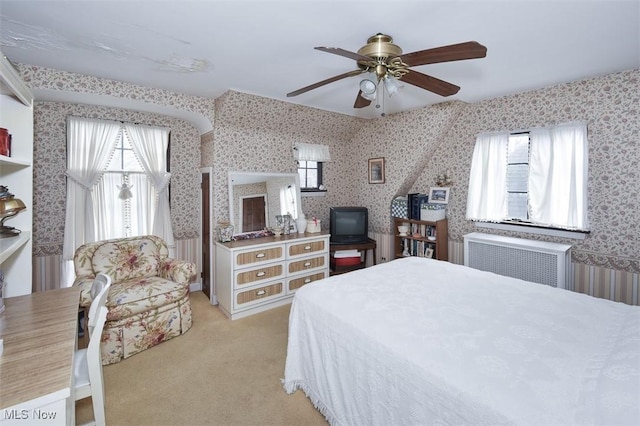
200 166 216 305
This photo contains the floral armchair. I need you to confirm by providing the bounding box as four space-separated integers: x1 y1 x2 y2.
73 235 196 365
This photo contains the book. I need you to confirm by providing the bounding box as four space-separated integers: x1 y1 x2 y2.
333 249 360 258
410 193 429 220
407 193 418 219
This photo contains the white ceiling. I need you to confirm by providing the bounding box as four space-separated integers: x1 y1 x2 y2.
1 1 638 120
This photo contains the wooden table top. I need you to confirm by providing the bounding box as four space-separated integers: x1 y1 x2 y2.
0 286 81 409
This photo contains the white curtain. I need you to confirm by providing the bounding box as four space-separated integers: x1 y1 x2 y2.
466 132 509 221
62 117 120 260
93 173 154 240
529 122 588 230
94 173 125 240
123 124 174 254
127 173 155 237
293 142 331 162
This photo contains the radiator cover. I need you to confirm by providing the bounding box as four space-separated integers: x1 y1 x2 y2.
463 232 572 289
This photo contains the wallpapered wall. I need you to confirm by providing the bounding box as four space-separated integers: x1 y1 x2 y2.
18 64 211 290
31 102 202 256
210 90 365 229
412 69 640 274
18 63 639 302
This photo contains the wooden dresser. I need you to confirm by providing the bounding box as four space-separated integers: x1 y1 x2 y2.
214 232 330 319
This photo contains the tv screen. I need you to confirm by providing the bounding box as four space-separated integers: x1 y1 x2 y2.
330 207 369 244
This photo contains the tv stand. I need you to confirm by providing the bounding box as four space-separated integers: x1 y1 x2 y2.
329 238 377 276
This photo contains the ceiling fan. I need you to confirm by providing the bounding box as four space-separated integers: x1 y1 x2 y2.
287 33 487 109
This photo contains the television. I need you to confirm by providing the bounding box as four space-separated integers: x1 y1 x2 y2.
330 206 369 244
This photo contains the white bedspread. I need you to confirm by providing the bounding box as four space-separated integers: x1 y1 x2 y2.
283 257 640 425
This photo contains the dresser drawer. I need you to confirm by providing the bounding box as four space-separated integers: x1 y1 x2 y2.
287 239 326 258
234 264 285 287
287 271 327 293
235 246 284 268
288 255 326 274
234 282 284 309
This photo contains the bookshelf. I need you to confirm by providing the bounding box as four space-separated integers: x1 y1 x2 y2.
393 218 448 261
1 53 34 297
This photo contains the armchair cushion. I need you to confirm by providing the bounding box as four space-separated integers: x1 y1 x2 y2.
73 235 196 365
91 239 160 282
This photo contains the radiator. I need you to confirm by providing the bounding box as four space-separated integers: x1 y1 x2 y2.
368 231 392 265
463 232 572 289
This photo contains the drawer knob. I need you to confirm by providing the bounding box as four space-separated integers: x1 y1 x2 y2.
256 289 266 297
304 278 311 284
304 245 311 250
256 252 266 258
303 262 311 267
256 271 266 277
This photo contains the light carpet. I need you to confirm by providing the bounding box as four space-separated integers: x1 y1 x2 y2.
77 291 327 426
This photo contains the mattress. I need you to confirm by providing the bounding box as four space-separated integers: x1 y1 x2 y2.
283 257 640 425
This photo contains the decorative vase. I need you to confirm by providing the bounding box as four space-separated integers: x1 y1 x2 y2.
398 225 410 236
295 214 307 234
276 215 292 234
215 221 234 242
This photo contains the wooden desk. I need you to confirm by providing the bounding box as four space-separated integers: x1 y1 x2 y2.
0 286 81 425
329 238 377 275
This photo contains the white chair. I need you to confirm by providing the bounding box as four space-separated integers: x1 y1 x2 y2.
86 273 112 337
75 306 108 426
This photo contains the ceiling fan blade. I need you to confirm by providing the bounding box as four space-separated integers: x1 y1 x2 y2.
400 41 487 67
315 47 372 63
287 70 364 97
400 70 460 97
354 91 372 109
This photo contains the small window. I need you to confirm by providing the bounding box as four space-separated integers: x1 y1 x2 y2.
298 161 324 191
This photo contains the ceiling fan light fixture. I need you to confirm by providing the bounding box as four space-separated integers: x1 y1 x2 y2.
359 78 377 95
383 75 403 96
361 90 377 101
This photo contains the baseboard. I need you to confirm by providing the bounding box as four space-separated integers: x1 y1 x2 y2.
189 282 202 293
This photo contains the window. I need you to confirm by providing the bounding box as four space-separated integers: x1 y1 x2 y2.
466 122 589 232
506 133 530 221
101 132 147 238
63 117 173 262
298 160 324 191
293 143 330 193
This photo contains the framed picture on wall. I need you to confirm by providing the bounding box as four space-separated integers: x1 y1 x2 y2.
368 157 385 184
429 187 450 204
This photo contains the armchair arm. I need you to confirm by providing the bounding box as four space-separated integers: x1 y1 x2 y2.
159 258 196 285
74 277 95 308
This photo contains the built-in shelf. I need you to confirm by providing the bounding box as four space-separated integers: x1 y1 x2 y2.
0 231 30 264
1 52 34 297
0 155 31 167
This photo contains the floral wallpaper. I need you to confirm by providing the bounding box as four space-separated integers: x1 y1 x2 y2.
210 90 365 229
17 63 640 277
30 102 201 255
412 69 640 273
207 69 640 274
17 64 210 257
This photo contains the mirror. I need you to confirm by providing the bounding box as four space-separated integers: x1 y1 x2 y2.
228 171 301 234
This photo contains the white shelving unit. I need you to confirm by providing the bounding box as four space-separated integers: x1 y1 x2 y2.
0 52 34 297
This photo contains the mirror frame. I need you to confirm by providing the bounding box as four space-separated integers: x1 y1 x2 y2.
228 171 302 235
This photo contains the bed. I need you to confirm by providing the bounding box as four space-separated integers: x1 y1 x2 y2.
282 257 640 425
